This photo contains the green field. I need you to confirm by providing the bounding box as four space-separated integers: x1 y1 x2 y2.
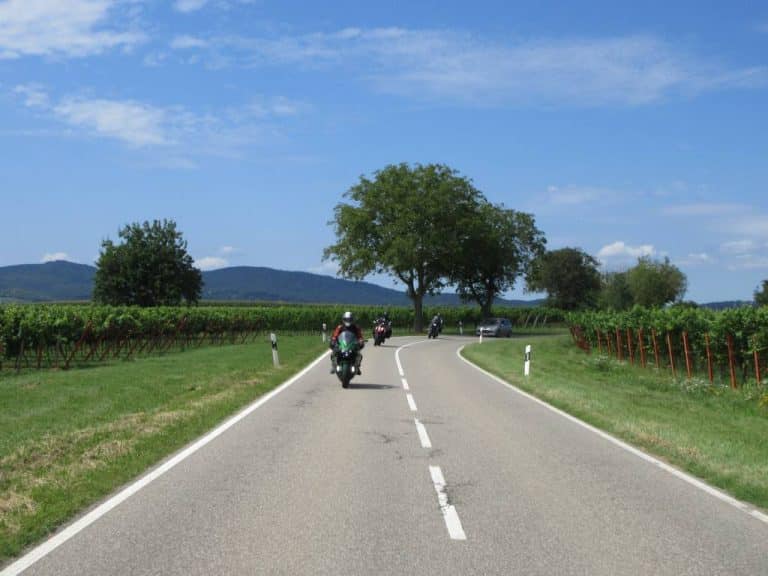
0 336 326 563
462 334 768 511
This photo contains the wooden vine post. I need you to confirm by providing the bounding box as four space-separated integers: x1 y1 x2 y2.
682 331 692 379
616 329 623 361
726 334 737 389
651 329 661 369
638 328 647 368
753 335 762 385
704 333 714 383
626 328 635 365
666 332 676 378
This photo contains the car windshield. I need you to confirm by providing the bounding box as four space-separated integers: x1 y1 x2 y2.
482 319 500 325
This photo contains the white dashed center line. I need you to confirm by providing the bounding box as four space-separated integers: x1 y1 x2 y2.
429 466 467 540
401 377 410 390
406 393 418 412
415 418 432 448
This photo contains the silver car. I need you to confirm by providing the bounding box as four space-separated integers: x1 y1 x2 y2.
475 317 513 337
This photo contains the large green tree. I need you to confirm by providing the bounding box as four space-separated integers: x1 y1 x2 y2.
755 280 768 306
451 202 545 317
324 163 483 331
625 256 687 307
94 219 202 306
598 271 633 310
526 247 601 310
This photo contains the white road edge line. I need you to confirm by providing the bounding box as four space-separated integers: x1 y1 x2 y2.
456 346 768 526
429 465 467 540
406 393 418 412
1 351 330 576
415 418 432 449
394 337 433 378
401 378 410 390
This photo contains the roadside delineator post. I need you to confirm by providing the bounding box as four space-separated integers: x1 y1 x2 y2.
524 345 531 376
270 333 279 367
322 323 327 343
479 331 483 344
458 321 463 336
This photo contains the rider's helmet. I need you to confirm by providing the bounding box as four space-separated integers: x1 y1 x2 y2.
342 311 354 327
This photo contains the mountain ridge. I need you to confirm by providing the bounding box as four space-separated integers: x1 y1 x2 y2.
0 261 542 307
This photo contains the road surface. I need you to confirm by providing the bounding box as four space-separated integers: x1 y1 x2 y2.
5 335 768 575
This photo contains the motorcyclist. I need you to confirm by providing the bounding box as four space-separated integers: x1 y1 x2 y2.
431 313 444 333
375 311 392 338
330 311 365 375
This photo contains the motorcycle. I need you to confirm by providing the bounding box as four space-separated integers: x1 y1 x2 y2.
427 320 440 339
334 331 361 388
373 321 387 346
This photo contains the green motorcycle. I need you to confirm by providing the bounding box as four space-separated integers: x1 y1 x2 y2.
334 331 361 388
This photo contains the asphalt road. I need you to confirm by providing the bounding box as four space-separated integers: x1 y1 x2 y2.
6 335 768 575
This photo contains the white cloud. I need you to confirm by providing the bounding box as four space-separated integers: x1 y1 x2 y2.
219 245 236 255
185 29 767 107
54 97 170 147
0 0 143 59
41 252 69 263
174 0 209 12
598 241 655 260
195 256 228 270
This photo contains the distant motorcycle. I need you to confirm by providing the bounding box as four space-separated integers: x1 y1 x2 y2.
373 321 387 346
334 331 361 388
427 320 440 339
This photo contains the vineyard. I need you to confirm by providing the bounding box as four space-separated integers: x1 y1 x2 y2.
568 306 768 387
0 303 562 371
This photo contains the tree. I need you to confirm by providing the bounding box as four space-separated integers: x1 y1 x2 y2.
324 163 483 331
94 219 202 306
598 271 633 311
625 256 687 307
451 202 545 317
526 247 601 310
755 280 768 306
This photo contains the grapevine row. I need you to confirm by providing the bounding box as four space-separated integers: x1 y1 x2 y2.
0 304 563 370
568 306 768 387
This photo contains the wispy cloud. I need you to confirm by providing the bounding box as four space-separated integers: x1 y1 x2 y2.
0 0 144 59
307 260 339 277
41 252 70 263
545 185 606 205
170 35 209 50
12 85 305 159
677 252 715 267
174 0 210 13
175 28 768 106
663 203 749 216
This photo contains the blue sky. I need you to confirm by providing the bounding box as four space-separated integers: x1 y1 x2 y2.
1 0 766 302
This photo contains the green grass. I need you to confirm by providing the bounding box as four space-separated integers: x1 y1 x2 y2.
462 333 768 511
0 335 326 563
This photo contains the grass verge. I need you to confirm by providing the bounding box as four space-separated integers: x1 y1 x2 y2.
462 333 768 511
0 335 326 564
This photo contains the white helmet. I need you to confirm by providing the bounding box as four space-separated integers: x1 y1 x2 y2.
342 311 354 327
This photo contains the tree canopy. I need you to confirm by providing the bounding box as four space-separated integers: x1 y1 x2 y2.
451 203 545 317
94 219 202 306
526 247 601 310
625 256 687 307
323 163 484 330
755 280 768 306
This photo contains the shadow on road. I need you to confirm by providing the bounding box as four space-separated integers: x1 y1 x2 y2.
346 383 396 391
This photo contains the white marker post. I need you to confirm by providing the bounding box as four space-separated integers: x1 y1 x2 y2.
524 344 531 376
321 322 327 343
270 333 280 367
458 321 463 336
479 331 483 344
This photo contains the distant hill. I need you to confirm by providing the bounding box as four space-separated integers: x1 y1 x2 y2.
0 261 541 307
0 261 96 302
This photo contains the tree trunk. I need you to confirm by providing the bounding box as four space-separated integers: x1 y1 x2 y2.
412 294 424 333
